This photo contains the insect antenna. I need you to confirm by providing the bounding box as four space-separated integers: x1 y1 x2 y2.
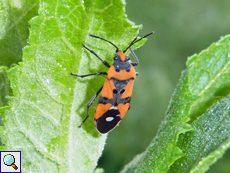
89 35 119 53
123 31 154 53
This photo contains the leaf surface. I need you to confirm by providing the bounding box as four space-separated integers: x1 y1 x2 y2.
0 0 39 66
0 66 12 107
1 0 141 172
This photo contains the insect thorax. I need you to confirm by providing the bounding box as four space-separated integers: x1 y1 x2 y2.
113 60 131 71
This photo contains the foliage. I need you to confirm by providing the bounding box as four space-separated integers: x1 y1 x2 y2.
1 0 230 172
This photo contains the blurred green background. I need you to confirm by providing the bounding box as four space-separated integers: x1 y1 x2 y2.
98 0 230 173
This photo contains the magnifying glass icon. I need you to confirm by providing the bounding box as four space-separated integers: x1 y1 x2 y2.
3 154 18 170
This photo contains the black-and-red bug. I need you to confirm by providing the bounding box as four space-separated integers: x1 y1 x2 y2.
71 32 153 134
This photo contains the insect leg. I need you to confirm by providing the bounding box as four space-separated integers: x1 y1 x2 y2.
71 72 107 78
82 44 110 68
129 47 139 66
79 86 103 128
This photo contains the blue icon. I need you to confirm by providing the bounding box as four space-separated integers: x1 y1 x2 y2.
3 154 18 170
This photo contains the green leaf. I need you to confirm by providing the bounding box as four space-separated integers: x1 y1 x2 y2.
168 35 230 173
1 0 141 172
169 95 230 173
0 66 12 146
120 35 230 172
0 106 8 146
0 0 39 67
0 66 12 107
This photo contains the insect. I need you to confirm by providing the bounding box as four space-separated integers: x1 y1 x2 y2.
71 32 153 134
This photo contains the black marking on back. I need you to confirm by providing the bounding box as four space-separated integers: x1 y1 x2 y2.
111 78 134 91
95 109 121 133
120 89 125 94
97 78 133 110
98 95 131 105
123 97 131 104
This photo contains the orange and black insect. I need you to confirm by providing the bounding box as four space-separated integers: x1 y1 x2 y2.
71 32 153 134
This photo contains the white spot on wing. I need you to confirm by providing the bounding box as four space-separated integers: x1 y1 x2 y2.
109 106 118 110
106 117 114 122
